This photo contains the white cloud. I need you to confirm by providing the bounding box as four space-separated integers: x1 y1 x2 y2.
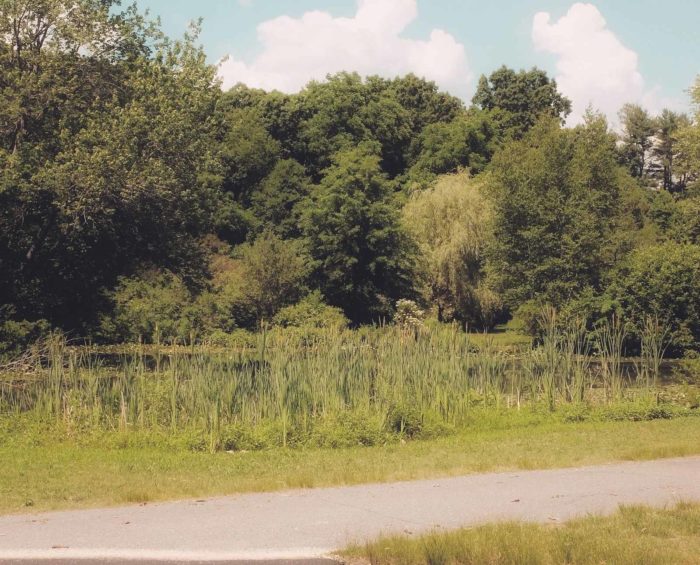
532 3 666 125
218 0 471 98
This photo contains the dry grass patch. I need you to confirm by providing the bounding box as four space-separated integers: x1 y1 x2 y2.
345 502 700 564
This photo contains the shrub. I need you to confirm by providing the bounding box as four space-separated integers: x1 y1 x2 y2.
310 412 387 448
203 329 258 349
508 300 544 338
605 242 700 355
100 270 194 344
191 251 257 334
394 299 425 332
386 404 424 438
273 292 348 329
0 316 51 360
234 230 310 323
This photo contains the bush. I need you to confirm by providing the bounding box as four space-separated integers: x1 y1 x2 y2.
234 231 310 323
0 316 51 359
100 270 194 344
394 299 425 332
605 242 700 355
310 412 387 448
600 404 676 422
273 292 348 329
191 243 256 334
508 300 544 338
203 329 258 349
386 404 424 438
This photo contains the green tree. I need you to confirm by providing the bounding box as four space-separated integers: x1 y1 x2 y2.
677 198 700 244
651 109 690 191
387 74 464 133
303 145 417 323
606 242 700 354
250 159 311 239
0 3 220 332
214 105 281 243
297 73 376 177
618 103 656 180
472 66 571 138
486 113 622 310
677 77 700 188
218 106 280 204
403 172 501 328
407 111 497 186
236 231 309 323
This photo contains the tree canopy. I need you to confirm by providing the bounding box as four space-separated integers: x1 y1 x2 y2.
1 0 699 355
472 66 572 138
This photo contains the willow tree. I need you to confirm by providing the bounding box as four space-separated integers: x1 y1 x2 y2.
403 172 501 329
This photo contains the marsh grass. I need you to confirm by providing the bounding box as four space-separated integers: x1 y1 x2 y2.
0 317 693 452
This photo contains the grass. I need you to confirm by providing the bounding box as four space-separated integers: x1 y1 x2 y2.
1 322 698 516
344 502 700 564
2 321 693 453
463 328 532 350
1 416 699 515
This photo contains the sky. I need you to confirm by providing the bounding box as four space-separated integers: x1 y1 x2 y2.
136 0 699 124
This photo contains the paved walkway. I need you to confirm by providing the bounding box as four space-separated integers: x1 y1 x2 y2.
1 457 699 563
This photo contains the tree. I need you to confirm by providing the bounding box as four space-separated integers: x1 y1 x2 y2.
618 104 656 179
472 66 571 138
486 113 622 310
303 145 417 323
297 72 375 178
606 242 700 354
677 77 700 188
218 106 280 204
651 109 690 191
0 4 221 332
403 173 501 329
387 74 464 133
250 159 311 239
675 198 700 244
214 105 281 243
237 231 309 323
407 111 497 186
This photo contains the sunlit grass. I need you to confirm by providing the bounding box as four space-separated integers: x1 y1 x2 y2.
344 502 700 565
1 417 698 515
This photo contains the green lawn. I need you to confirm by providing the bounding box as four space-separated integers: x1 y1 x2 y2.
1 417 699 515
344 502 700 565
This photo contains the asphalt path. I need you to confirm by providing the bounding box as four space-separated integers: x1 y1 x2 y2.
1 456 698 563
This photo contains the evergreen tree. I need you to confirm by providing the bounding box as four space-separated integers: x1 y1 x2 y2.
303 145 417 323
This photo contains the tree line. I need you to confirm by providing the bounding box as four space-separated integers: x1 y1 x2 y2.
1 1 699 355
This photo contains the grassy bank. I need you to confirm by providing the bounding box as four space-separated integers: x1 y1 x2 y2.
1 416 699 515
344 502 700 564
1 325 698 515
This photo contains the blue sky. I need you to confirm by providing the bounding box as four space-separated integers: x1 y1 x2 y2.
137 0 699 122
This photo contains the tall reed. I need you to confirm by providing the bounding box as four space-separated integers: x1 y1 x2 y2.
0 317 666 449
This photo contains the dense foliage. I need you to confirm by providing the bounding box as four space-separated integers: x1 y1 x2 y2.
1 1 699 356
